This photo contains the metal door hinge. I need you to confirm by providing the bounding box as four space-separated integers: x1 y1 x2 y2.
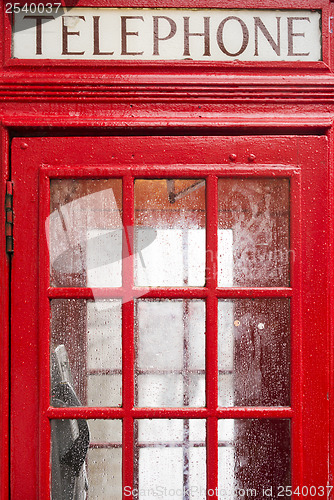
5 181 13 254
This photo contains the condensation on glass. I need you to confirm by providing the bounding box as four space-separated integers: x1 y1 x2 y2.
49 179 123 287
135 299 206 407
48 175 292 498
218 419 291 499
50 299 122 407
134 419 206 499
134 179 206 286
51 418 122 500
218 299 290 407
218 178 290 287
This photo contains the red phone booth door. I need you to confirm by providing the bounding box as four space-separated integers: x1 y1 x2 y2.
10 136 329 499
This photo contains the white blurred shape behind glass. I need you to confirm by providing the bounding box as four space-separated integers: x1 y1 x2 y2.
135 228 233 287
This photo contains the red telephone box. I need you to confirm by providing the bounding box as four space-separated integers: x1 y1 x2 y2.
0 1 333 499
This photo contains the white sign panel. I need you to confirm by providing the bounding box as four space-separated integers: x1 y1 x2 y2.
12 8 322 61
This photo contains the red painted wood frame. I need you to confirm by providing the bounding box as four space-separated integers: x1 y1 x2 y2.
10 135 329 499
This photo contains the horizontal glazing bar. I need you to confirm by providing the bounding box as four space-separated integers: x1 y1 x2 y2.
216 288 292 297
48 287 292 299
89 441 232 449
46 407 293 420
132 288 208 298
48 287 124 299
47 287 208 299
43 165 298 179
90 442 122 449
130 442 206 448
87 369 232 376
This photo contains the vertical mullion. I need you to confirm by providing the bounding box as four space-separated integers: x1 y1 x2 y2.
182 230 190 498
39 172 52 497
290 173 303 489
206 175 218 499
133 300 140 493
183 297 190 488
122 174 134 498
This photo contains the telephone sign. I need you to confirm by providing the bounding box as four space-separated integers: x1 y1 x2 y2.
12 8 322 61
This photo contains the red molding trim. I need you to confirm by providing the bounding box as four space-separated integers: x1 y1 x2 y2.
2 83 334 103
2 114 332 129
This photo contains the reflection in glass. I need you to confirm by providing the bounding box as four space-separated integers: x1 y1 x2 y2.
135 300 206 407
218 299 290 407
218 420 290 499
49 179 122 287
51 419 122 500
134 179 206 286
135 419 206 500
50 300 122 407
218 179 290 287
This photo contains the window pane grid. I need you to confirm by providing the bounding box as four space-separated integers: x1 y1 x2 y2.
48 174 292 499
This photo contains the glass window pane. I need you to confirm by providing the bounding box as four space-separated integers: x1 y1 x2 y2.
134 179 206 286
50 299 122 407
135 419 206 499
86 228 122 288
87 420 122 500
218 179 290 287
49 179 122 287
218 420 291 499
218 299 290 407
135 300 206 407
51 419 122 499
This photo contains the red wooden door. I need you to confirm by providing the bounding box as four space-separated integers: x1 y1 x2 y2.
10 136 330 499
